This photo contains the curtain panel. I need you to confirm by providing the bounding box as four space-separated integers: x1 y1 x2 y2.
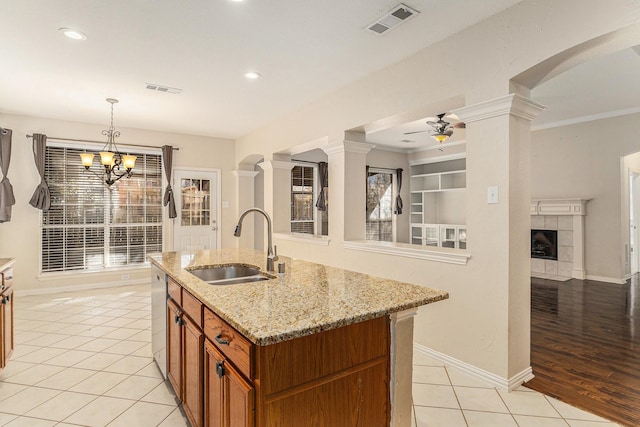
394 168 403 214
0 128 15 222
315 161 328 211
162 145 177 218
29 133 51 211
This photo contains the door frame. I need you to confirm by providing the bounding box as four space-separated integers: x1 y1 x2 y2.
630 169 640 275
168 167 222 251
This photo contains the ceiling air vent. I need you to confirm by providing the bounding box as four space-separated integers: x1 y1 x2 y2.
145 83 183 94
366 3 419 35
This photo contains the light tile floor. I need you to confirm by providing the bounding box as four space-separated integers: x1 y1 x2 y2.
0 283 621 427
411 353 620 427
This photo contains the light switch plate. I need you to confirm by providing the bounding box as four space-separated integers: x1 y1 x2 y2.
487 186 499 204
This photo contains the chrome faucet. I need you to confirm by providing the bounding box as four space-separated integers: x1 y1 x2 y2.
233 208 278 272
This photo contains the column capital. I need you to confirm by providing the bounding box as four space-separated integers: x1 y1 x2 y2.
232 169 259 178
452 93 546 123
257 160 295 171
322 140 375 156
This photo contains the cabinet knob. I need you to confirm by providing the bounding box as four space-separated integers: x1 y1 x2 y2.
215 334 230 346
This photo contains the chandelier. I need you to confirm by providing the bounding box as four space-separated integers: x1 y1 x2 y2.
79 98 137 186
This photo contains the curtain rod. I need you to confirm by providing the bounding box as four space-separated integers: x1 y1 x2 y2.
25 134 179 151
291 159 324 165
367 165 402 172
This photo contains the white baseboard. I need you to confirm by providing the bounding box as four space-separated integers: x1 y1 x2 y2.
585 274 626 285
14 278 151 297
414 343 534 391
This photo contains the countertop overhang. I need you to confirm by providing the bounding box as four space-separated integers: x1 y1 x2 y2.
149 248 448 346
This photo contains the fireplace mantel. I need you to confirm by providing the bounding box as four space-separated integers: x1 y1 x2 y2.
531 198 591 216
530 198 591 280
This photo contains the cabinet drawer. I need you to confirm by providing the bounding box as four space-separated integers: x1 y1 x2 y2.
204 307 252 379
182 290 203 328
168 278 182 305
1 268 13 291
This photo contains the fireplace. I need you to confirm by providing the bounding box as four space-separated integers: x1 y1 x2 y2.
531 229 558 260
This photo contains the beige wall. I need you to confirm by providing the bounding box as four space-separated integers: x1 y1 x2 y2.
232 0 640 381
532 112 640 282
0 113 236 293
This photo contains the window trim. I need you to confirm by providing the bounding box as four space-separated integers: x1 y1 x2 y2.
291 162 323 235
39 140 163 275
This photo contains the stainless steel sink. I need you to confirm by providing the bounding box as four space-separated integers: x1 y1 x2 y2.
186 264 275 285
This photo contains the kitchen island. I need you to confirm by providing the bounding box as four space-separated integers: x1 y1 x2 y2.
149 248 447 427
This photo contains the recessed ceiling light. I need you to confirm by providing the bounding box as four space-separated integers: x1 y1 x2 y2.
59 28 87 40
244 71 261 80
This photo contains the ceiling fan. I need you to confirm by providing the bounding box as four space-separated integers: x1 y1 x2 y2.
404 113 465 144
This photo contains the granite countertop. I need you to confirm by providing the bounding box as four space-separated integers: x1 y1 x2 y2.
0 258 15 272
149 248 448 346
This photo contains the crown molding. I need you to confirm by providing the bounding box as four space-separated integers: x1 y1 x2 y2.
322 140 375 156
453 94 546 123
257 160 295 171
232 169 260 178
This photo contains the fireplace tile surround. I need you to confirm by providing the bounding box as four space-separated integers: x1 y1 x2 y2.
530 199 590 281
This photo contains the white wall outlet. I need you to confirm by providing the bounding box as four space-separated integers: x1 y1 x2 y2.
121 274 130 280
222 201 229 208
487 186 499 204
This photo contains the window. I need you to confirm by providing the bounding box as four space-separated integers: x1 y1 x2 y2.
41 144 163 273
291 165 315 234
366 169 394 242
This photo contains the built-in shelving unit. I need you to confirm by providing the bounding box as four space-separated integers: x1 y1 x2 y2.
410 157 466 249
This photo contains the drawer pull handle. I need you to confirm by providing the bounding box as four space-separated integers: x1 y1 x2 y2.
215 334 230 346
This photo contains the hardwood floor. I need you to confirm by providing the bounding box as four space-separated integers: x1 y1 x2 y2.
526 275 640 426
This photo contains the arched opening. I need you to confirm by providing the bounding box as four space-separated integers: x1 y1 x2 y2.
513 24 640 424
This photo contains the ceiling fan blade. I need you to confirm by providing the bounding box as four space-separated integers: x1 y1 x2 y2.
445 113 461 121
452 122 466 129
404 130 427 135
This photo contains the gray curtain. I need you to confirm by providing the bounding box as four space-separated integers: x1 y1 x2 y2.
315 161 328 211
394 168 403 215
0 128 15 222
162 145 177 219
29 133 51 211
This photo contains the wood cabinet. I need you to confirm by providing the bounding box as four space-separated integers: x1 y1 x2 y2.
167 279 390 427
167 278 204 427
0 266 14 372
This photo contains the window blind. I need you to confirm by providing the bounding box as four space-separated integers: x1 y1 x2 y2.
41 146 163 273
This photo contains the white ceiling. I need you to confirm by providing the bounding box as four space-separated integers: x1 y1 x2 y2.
2 1 636 150
0 0 523 139
367 45 640 151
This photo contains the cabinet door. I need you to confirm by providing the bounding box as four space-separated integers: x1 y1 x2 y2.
225 361 254 427
183 314 204 427
167 298 182 399
0 287 13 368
204 340 224 427
204 340 254 427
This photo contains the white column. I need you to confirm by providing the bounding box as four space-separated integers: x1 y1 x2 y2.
257 160 295 234
453 94 545 381
322 139 374 242
389 309 416 427
232 170 259 249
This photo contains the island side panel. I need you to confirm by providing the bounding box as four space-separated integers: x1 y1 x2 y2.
254 316 390 427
